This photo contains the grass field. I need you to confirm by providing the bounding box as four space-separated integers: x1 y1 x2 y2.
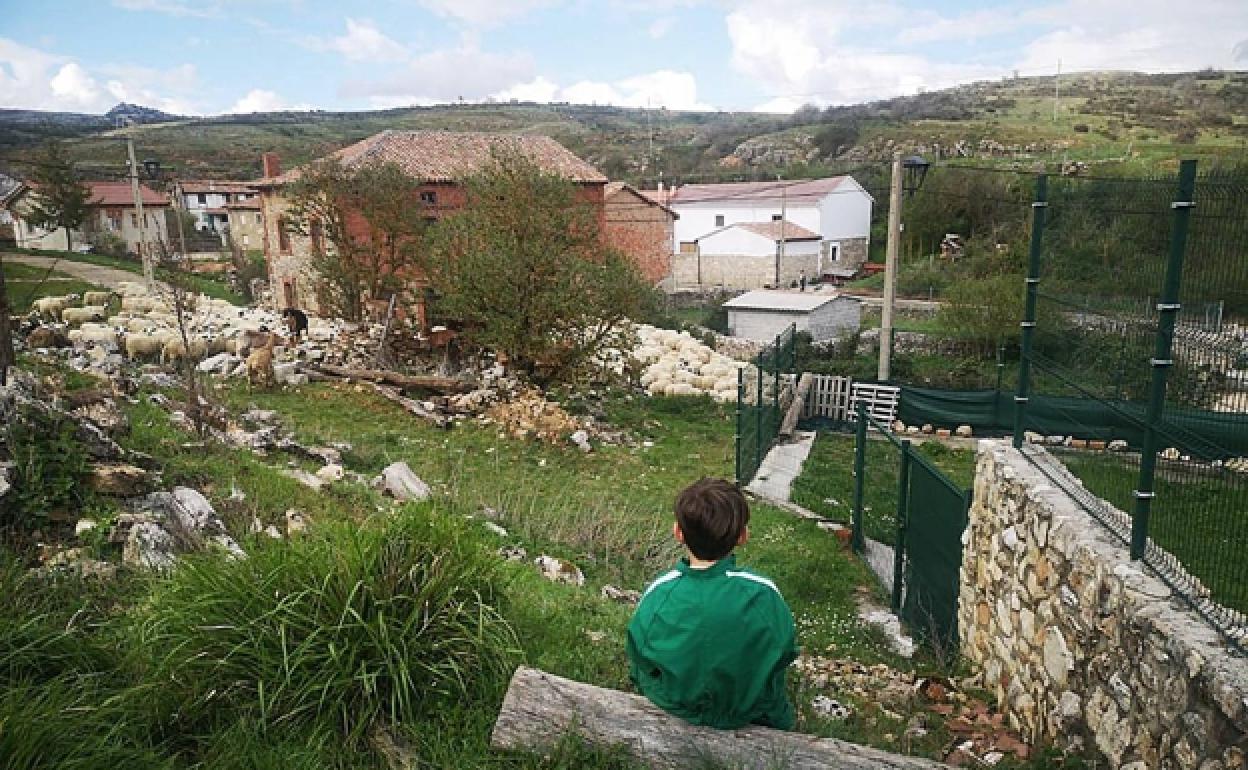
5 248 246 304
791 431 977 545
3 259 102 313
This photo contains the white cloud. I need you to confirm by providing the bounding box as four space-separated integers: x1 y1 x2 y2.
0 38 109 111
1014 0 1247 74
495 69 713 110
416 0 555 26
226 88 314 113
48 62 100 109
99 62 202 114
320 18 409 63
340 45 536 106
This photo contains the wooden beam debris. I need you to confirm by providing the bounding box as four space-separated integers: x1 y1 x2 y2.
779 372 813 439
490 667 947 770
370 384 449 429
311 363 474 394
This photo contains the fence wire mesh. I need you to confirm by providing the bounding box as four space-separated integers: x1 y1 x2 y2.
1016 162 1248 650
735 324 797 485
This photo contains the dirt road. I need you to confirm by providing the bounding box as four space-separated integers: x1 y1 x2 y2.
3 253 167 292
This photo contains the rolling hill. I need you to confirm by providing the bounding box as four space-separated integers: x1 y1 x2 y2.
1 70 1245 186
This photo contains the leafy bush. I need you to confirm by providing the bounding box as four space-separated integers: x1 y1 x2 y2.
3 406 91 531
130 507 518 741
89 231 128 257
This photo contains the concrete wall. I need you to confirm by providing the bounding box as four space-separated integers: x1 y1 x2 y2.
960 442 1248 769
817 180 873 241
227 209 264 251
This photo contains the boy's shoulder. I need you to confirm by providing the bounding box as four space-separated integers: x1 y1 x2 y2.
640 560 784 601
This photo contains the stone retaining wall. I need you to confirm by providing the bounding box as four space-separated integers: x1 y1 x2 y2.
959 441 1248 769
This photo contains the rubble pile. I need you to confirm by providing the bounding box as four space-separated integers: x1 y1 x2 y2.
632 324 747 403
483 389 585 444
796 655 1035 765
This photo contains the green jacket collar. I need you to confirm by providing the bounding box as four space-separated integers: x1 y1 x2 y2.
676 553 736 578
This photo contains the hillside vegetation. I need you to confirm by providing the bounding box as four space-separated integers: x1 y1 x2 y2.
2 70 1245 184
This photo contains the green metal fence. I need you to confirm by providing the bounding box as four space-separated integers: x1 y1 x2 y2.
850 405 972 652
1014 161 1248 651
734 324 798 485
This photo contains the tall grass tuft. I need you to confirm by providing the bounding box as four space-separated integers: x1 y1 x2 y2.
130 506 519 742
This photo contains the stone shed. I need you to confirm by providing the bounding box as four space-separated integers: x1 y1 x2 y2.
723 290 861 343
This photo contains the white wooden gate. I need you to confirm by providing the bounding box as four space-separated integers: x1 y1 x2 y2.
848 382 901 425
803 375 853 421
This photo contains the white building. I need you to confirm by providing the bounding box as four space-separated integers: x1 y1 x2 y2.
176 180 260 241
723 290 861 343
662 176 874 274
677 220 822 290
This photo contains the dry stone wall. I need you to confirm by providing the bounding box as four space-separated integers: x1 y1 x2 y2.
959 441 1248 769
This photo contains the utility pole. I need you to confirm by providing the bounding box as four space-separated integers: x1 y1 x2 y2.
172 179 189 264
126 137 154 286
776 177 787 287
878 152 903 382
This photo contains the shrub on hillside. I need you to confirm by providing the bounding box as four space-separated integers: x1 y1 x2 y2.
3 406 91 533
130 507 518 741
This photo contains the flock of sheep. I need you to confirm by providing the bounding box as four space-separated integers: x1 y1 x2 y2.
30 283 295 369
632 324 752 404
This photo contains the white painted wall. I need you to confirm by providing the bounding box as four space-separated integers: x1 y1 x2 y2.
817 178 873 242
672 201 820 250
728 298 861 342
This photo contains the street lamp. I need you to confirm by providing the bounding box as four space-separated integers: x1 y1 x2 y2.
902 155 931 197
878 152 929 382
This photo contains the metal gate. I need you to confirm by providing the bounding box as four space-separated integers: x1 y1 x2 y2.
851 406 972 653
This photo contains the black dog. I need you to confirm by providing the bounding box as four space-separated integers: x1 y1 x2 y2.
281 307 308 341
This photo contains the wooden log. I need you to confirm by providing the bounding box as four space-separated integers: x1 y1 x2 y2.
312 363 474 394
490 667 948 770
779 372 814 438
371 384 449 429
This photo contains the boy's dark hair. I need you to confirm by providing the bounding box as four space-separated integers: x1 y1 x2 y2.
675 478 750 561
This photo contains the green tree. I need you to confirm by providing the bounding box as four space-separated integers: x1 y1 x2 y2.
23 142 90 252
427 152 649 384
284 160 428 321
0 254 13 385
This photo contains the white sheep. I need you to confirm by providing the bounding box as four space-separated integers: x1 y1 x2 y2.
161 336 208 366
121 296 154 313
125 332 173 361
61 306 109 326
82 290 115 307
33 296 74 321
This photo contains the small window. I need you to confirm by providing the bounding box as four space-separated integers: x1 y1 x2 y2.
242 235 250 246
197 193 206 205
309 218 323 254
771 214 783 221
714 215 725 227
420 191 437 205
130 213 138 227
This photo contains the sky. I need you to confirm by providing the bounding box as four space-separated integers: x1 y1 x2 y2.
2 0 1247 116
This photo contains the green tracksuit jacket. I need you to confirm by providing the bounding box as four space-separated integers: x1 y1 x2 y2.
626 554 798 730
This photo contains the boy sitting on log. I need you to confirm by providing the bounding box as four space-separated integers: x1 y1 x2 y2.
627 478 798 730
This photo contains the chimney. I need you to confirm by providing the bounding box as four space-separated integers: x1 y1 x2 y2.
262 152 281 178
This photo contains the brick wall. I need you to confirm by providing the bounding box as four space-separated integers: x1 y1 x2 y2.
604 190 673 285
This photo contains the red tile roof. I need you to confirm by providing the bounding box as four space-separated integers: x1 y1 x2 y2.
637 188 672 207
700 220 820 242
86 181 168 207
179 180 258 194
670 177 850 205
606 182 677 217
256 130 606 187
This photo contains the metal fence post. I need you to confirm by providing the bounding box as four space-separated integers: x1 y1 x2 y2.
852 403 867 553
891 439 912 613
1013 173 1048 448
1131 159 1197 560
755 358 764 476
734 366 744 485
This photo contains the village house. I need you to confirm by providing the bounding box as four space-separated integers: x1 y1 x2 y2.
603 182 678 286
680 220 821 291
253 129 608 317
174 180 261 244
5 180 170 256
655 176 874 287
224 196 264 252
